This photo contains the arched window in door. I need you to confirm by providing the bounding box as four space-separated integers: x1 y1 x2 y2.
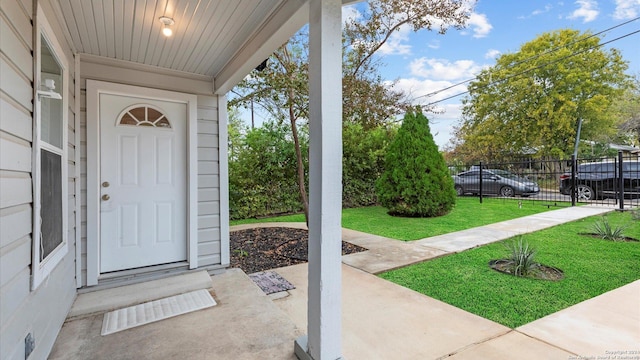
118 105 172 128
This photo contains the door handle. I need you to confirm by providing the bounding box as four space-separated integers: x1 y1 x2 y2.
102 194 110 201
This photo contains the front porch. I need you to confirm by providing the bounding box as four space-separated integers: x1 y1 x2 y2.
50 206 639 359
50 261 639 360
49 268 301 360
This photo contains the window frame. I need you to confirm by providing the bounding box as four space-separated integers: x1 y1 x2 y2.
31 8 69 290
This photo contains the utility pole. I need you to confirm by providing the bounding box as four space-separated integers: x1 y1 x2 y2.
573 118 583 157
250 98 255 129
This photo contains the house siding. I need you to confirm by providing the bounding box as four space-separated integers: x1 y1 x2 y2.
0 0 78 359
77 57 225 286
197 96 223 267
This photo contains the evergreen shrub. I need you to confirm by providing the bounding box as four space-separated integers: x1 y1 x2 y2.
375 109 456 217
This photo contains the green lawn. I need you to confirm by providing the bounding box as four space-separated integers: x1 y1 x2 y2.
231 197 559 240
380 211 640 328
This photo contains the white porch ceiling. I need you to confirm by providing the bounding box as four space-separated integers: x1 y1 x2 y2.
54 0 308 92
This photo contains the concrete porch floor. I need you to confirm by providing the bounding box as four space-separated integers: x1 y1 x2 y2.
50 206 639 359
49 269 302 360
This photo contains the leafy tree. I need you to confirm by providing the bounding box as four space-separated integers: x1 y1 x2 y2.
228 107 246 162
231 0 471 222
454 29 632 161
342 0 470 128
614 75 640 146
230 34 311 221
376 109 456 217
228 122 307 219
343 123 397 207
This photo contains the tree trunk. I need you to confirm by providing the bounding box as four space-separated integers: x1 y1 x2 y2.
289 90 310 225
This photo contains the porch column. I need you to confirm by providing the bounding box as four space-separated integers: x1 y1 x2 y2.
294 0 343 359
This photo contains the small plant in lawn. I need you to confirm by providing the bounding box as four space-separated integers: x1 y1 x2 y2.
592 216 627 241
632 209 640 221
503 237 538 277
234 248 249 257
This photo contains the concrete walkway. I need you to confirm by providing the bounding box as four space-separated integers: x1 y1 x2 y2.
268 205 639 359
232 206 615 274
51 205 639 359
342 205 613 273
277 262 626 360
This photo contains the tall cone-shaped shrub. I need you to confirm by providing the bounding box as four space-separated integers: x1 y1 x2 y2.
376 109 456 217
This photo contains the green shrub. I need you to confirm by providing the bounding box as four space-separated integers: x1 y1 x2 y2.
592 216 627 241
342 123 396 207
504 237 538 277
375 109 456 217
229 118 399 219
229 122 306 220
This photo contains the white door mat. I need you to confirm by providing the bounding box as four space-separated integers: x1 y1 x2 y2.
101 289 216 335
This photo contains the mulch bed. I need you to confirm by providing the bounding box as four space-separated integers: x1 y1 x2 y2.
578 232 639 242
489 259 564 281
230 227 367 274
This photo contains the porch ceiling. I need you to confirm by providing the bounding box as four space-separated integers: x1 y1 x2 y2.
54 0 308 92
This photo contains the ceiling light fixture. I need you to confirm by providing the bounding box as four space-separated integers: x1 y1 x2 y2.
159 16 175 37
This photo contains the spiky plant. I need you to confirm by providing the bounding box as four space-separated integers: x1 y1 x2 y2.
504 237 538 277
592 216 627 241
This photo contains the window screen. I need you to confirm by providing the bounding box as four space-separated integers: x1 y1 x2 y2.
40 149 63 260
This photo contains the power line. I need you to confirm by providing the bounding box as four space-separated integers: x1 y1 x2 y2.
413 16 640 102
421 28 640 107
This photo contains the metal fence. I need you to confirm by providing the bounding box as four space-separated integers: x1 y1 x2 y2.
449 152 640 210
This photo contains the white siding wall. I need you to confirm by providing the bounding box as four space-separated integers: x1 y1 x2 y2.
196 96 222 267
0 0 78 359
77 57 225 286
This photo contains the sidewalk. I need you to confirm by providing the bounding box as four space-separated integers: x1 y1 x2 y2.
269 205 639 359
341 205 614 273
275 263 640 359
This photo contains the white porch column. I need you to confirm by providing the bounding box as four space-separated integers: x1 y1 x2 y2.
294 0 343 359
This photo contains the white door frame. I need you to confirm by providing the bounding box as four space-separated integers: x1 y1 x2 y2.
86 80 198 285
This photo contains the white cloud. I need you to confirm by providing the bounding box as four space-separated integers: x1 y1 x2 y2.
377 25 412 55
568 0 599 22
387 77 464 146
466 12 493 38
484 49 501 59
613 0 640 19
389 77 467 103
346 8 414 56
342 5 361 25
427 104 465 147
518 4 554 19
532 4 554 15
519 4 554 18
427 40 440 49
409 58 483 81
387 77 467 107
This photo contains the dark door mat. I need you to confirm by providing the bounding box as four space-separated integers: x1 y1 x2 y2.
248 271 296 295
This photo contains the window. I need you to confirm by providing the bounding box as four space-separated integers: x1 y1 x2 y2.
118 105 172 128
32 9 68 290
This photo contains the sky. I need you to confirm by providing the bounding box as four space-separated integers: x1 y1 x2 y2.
344 0 640 148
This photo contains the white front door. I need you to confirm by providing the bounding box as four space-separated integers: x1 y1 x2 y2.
99 93 187 272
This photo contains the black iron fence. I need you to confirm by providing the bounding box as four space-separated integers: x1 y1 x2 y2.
449 152 640 210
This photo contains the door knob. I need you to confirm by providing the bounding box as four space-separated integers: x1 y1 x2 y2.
102 194 110 201
102 181 110 188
